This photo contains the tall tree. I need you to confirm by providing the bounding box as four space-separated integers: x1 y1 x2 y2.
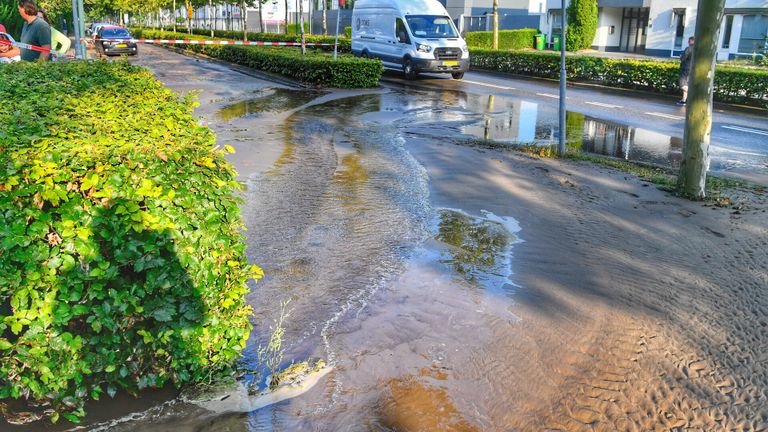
678 0 726 199
492 0 498 49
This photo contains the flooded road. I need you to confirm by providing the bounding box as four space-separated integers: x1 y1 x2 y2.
72 79 766 431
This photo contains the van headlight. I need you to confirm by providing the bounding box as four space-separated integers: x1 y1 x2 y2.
417 44 432 53
462 44 468 52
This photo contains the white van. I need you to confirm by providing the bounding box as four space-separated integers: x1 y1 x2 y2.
351 0 470 80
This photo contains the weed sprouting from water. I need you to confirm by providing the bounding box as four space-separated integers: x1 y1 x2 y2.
256 300 292 383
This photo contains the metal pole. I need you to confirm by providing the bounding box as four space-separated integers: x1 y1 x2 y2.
333 6 340 59
558 0 567 156
71 0 82 59
77 0 87 59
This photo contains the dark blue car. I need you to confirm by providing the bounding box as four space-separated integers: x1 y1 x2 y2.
95 26 138 56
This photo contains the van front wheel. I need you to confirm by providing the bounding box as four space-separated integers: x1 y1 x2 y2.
451 72 465 80
403 59 418 80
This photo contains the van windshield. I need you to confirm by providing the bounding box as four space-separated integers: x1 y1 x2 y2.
405 15 458 38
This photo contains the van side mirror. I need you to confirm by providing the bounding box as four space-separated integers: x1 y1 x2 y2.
398 31 408 44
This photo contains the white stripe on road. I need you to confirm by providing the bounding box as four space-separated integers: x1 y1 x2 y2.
536 93 560 99
585 101 623 109
463 80 516 90
645 112 685 120
722 125 768 137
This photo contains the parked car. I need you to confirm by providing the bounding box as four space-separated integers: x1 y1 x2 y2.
86 22 112 37
95 26 138 56
351 0 470 80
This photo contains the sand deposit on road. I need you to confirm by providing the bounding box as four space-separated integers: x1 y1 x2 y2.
409 136 768 431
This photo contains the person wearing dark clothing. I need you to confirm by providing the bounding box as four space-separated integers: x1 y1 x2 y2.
18 0 51 61
678 36 695 106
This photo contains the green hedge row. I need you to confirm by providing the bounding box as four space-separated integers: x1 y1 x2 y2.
133 29 381 88
152 27 352 53
286 23 310 35
465 29 538 50
0 61 259 421
470 49 768 107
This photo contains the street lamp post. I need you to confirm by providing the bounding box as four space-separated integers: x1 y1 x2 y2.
558 0 568 156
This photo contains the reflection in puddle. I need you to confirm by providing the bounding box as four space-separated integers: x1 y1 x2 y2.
434 209 521 299
458 95 686 167
218 88 326 121
370 90 693 169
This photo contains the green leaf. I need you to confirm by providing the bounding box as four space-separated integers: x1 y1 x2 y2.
0 339 13 350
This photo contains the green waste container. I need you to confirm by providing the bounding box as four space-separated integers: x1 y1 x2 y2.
535 33 546 50
552 35 561 51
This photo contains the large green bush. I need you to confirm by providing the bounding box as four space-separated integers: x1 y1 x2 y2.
465 29 537 50
470 49 768 107
0 61 260 422
566 0 598 51
134 29 382 88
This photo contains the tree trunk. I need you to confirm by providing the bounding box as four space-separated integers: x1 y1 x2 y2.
322 0 327 35
241 1 248 40
300 0 306 54
209 0 214 36
678 0 726 199
285 0 290 34
258 0 264 32
492 0 498 49
186 1 192 33
173 0 177 32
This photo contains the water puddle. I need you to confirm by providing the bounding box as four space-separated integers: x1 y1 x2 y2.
433 209 521 299
218 88 327 121
364 89 765 173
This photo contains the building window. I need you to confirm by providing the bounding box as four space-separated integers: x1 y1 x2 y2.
550 10 562 36
738 14 767 53
673 9 686 49
722 15 733 49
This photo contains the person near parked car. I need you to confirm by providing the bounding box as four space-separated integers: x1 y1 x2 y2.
677 36 695 106
17 0 51 62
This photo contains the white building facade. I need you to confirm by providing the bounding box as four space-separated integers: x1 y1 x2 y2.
539 0 767 58
438 0 766 58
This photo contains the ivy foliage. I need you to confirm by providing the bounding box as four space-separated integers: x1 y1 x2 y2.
132 29 381 88
465 29 538 50
565 0 598 51
470 49 768 108
0 61 260 422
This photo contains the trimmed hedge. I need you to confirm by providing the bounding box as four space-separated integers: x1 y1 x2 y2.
152 27 352 53
470 49 768 107
345 26 352 38
286 23 310 35
133 29 381 88
466 29 537 50
0 61 259 421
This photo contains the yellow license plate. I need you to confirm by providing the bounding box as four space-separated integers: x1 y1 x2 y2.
116 43 127 48
443 60 458 66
